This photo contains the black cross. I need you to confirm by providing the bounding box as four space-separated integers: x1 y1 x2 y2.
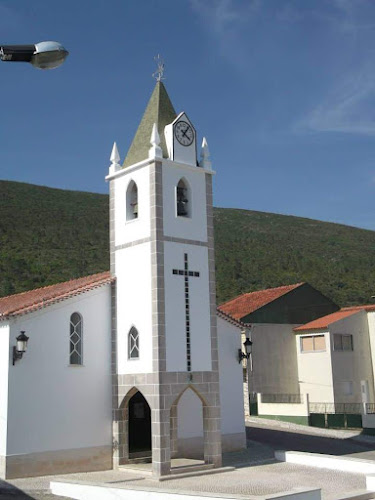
172 253 200 372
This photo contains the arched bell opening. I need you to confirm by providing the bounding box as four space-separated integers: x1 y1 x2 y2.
126 180 139 220
176 178 191 218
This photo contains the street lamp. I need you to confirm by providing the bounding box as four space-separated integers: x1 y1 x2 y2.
13 331 29 365
238 335 253 363
0 41 68 69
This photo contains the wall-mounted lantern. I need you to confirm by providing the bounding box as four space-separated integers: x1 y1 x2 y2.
13 331 29 365
238 334 252 364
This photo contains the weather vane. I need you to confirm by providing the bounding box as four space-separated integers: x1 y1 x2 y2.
152 54 165 82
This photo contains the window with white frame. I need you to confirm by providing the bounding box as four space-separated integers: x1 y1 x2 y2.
333 334 353 351
70 312 83 365
128 327 139 359
300 334 326 352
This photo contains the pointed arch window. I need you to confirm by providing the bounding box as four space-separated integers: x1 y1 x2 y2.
128 327 139 359
126 180 138 221
176 178 190 217
70 312 83 365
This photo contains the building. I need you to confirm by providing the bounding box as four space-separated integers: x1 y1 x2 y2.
0 79 246 479
219 283 375 426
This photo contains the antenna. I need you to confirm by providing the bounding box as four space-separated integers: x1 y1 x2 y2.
152 54 165 82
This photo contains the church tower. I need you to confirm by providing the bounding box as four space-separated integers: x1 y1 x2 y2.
106 75 221 477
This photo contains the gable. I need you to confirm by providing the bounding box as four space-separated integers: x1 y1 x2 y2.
241 283 340 324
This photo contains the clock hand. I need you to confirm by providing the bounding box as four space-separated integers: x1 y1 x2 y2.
181 127 190 138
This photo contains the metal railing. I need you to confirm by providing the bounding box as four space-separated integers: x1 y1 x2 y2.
260 393 303 404
366 403 375 414
309 402 363 414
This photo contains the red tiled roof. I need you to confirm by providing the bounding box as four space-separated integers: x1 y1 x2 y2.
294 309 360 332
216 308 246 328
0 272 114 320
218 283 304 321
341 304 375 312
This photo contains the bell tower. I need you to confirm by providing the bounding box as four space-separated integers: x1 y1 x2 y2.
106 73 221 477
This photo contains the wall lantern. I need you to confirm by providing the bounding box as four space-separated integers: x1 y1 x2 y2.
238 335 252 364
13 331 29 365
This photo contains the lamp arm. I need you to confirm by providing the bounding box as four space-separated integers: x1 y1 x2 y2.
0 45 35 63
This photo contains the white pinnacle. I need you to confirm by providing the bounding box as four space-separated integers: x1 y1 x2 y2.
109 141 121 174
149 123 162 159
200 137 211 169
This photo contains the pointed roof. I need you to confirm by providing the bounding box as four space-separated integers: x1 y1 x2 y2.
218 283 304 321
123 81 176 168
293 309 361 332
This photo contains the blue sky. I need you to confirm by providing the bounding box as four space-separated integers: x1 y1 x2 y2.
1 0 374 230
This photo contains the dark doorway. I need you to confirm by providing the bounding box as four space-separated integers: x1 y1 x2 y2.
128 391 152 456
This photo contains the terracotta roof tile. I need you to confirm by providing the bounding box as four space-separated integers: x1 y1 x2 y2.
218 283 304 321
341 304 375 312
293 309 360 332
216 308 246 328
0 272 114 320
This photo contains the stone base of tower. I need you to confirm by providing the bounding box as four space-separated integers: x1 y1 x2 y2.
113 371 222 478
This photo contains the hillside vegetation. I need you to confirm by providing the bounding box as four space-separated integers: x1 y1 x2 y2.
0 180 374 307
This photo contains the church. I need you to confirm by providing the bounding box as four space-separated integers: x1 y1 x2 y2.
0 75 247 479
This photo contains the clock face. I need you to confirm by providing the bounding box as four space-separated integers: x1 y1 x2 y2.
174 121 194 146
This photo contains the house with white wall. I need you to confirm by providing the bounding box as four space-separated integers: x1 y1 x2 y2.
294 306 375 407
219 284 375 426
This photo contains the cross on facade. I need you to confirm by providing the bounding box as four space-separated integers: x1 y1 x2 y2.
172 253 200 372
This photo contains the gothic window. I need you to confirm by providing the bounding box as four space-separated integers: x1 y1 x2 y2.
128 327 139 359
176 179 190 217
70 312 83 365
126 180 138 221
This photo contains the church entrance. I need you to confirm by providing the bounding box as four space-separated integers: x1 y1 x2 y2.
128 391 151 457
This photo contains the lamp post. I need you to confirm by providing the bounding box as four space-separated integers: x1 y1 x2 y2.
0 41 68 69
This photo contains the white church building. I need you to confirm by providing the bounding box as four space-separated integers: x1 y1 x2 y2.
0 79 247 479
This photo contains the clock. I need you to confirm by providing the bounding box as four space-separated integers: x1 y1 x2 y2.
174 120 194 146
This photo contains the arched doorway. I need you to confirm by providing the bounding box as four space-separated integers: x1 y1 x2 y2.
171 387 205 460
128 391 151 456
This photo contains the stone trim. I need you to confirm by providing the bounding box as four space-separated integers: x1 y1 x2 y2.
2 446 112 479
115 237 152 251
114 236 209 253
116 372 222 476
205 173 222 468
109 179 119 469
163 236 208 247
149 161 170 477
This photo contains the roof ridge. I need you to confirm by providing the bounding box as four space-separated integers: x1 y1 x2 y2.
219 282 305 308
0 271 110 302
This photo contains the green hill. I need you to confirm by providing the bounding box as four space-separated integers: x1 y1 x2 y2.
1 180 374 307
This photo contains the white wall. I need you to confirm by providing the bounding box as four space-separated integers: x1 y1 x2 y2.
164 242 211 372
0 323 9 455
217 317 246 437
296 332 335 403
7 286 112 455
177 389 203 439
248 324 300 394
116 243 153 374
257 394 309 417
330 311 374 404
114 165 151 247
162 161 208 242
367 312 375 391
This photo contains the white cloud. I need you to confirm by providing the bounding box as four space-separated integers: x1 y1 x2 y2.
295 64 375 136
189 0 260 69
